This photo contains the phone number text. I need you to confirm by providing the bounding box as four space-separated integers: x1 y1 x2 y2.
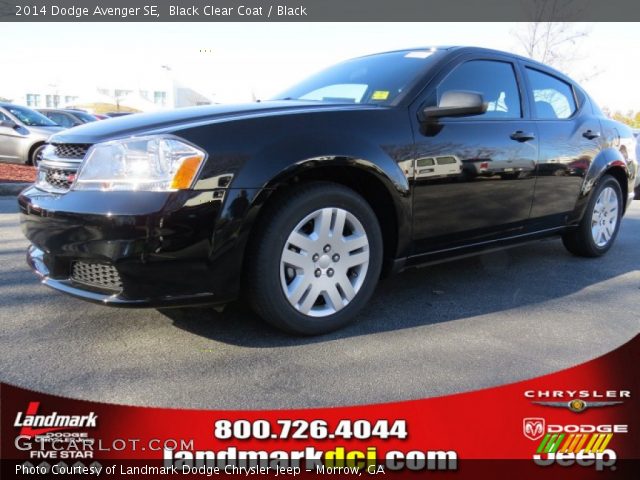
214 419 407 440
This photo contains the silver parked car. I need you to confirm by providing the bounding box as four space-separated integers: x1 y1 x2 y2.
0 102 64 166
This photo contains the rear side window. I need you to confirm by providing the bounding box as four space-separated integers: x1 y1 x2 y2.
437 156 457 165
526 68 577 120
437 60 522 119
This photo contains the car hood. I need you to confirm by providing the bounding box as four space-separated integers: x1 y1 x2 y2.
48 101 382 144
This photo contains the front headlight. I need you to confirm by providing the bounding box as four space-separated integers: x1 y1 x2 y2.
73 135 206 191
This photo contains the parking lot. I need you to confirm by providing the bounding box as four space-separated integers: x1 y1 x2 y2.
0 196 638 409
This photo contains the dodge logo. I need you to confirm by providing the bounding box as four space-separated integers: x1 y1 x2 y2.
523 417 545 441
51 172 75 183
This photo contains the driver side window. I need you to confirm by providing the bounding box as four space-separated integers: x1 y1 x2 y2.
437 60 522 119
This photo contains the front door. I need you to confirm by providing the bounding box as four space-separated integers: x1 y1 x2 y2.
411 58 538 253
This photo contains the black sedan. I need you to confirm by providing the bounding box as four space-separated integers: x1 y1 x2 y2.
19 47 637 334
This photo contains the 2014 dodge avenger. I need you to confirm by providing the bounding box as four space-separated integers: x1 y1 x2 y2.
19 47 637 334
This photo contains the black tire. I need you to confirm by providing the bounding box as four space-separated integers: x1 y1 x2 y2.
30 144 45 167
247 182 383 335
562 174 623 257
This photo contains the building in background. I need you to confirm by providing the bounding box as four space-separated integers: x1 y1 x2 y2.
3 65 213 113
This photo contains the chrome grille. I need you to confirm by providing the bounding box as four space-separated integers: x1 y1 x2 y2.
54 144 90 159
71 262 123 292
42 167 76 191
37 143 91 193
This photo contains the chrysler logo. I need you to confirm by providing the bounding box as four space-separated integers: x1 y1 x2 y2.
523 417 545 441
532 400 623 413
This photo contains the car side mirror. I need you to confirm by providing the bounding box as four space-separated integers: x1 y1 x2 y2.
421 90 487 120
0 119 17 129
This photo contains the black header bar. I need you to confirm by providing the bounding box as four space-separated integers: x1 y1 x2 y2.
2 0 640 22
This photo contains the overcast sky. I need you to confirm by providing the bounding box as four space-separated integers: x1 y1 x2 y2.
1 22 638 111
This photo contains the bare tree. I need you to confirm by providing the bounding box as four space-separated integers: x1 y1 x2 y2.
515 22 589 70
512 0 601 81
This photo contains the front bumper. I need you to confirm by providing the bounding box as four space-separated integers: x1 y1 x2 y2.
26 245 220 307
19 186 244 307
28 245 151 306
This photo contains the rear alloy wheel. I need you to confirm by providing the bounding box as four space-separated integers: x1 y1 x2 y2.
590 186 619 247
248 182 382 335
562 175 622 257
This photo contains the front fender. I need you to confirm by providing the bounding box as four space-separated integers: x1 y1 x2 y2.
238 129 412 246
248 131 411 255
236 132 410 193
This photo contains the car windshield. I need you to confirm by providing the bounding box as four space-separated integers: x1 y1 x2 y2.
71 110 97 123
6 105 58 127
273 49 442 106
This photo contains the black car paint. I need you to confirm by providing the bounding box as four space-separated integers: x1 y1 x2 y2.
18 47 636 307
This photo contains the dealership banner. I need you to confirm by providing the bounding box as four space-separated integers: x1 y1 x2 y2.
1 336 637 478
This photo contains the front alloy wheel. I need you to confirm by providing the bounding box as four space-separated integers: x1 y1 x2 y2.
248 182 383 335
280 207 370 317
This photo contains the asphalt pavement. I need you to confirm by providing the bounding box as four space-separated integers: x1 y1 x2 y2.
1 197 638 409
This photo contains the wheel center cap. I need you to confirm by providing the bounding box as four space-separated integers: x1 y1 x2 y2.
318 254 331 269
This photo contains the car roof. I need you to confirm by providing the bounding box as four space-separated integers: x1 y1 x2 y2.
361 46 574 82
366 45 540 64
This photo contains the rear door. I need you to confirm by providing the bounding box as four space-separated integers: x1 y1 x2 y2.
410 56 539 253
522 66 603 226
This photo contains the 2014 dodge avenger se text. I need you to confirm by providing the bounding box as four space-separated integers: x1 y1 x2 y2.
18 47 637 335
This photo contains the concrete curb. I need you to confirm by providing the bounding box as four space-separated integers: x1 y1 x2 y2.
0 183 30 196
